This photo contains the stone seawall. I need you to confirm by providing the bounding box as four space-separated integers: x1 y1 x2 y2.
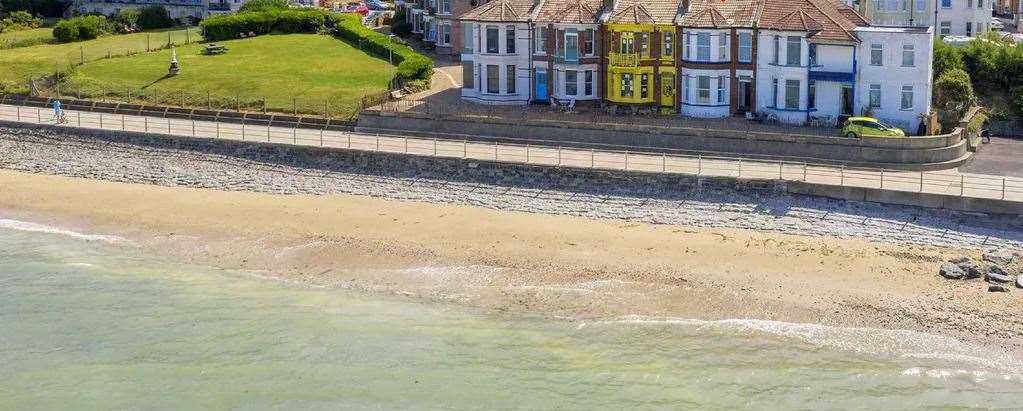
2 123 1022 250
357 112 969 170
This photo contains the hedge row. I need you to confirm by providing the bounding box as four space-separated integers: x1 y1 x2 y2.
53 15 111 43
333 13 432 82
199 9 328 41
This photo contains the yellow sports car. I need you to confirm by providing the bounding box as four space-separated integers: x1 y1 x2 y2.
841 117 906 138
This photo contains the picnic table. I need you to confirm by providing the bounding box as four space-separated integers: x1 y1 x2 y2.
202 43 228 55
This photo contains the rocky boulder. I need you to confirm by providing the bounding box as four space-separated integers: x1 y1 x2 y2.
954 259 983 279
985 271 1014 284
939 263 966 280
982 249 1015 266
989 284 1010 292
1017 275 1023 289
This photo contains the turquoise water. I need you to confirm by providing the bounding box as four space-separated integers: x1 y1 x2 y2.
1 222 1022 410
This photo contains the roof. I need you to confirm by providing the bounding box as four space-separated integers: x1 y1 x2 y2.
533 0 603 24
759 0 864 44
460 0 535 22
676 0 762 28
601 0 683 25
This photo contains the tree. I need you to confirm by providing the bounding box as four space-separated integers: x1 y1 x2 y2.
137 5 173 29
935 69 976 109
238 0 289 13
933 40 964 80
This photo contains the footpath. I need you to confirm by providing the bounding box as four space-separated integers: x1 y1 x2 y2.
1 103 1022 215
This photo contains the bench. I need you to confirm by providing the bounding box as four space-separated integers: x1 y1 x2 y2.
202 44 228 55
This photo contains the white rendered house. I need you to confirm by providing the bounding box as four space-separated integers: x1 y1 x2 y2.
861 0 992 36
460 0 534 104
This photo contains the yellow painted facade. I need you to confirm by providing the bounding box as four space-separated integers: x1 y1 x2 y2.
604 23 677 112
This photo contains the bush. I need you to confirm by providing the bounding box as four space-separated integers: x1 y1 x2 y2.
137 5 174 29
933 40 964 80
390 9 410 36
200 8 330 41
275 9 326 33
238 0 290 13
52 15 111 43
114 7 141 32
935 69 976 109
334 13 432 82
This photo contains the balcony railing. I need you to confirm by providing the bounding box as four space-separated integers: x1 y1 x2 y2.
609 53 638 67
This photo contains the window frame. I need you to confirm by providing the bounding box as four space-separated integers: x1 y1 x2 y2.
870 43 883 66
718 33 727 61
583 29 594 56
901 85 914 110
901 44 914 67
535 27 547 54
565 69 578 96
506 64 516 94
738 32 752 63
584 70 593 96
786 36 800 66
486 64 500 94
808 81 816 110
784 79 800 110
505 25 516 54
869 83 882 108
696 75 711 104
717 76 726 104
485 26 499 54
565 30 579 61
621 73 634 97
662 31 673 58
696 32 711 61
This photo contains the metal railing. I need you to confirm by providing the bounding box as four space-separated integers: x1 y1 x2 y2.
608 52 639 67
2 103 1023 203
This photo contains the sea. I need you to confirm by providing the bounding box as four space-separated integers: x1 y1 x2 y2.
1 219 1022 410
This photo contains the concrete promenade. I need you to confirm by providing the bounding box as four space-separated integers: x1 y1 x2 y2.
2 103 1022 211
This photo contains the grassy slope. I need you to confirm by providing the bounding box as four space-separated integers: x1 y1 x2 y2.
0 27 54 49
69 34 396 116
0 27 200 91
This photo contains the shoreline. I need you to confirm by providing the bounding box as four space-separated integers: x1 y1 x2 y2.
2 169 1022 356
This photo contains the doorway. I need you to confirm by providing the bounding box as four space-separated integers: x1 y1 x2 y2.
840 85 854 116
737 77 752 113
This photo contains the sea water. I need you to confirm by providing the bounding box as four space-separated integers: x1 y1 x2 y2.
1 222 1022 410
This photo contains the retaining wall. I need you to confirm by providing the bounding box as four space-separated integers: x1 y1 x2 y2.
357 112 968 170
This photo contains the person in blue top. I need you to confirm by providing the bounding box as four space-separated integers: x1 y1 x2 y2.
52 99 64 124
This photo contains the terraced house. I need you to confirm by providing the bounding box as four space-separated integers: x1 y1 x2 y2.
460 0 535 103
600 0 684 113
677 0 760 118
401 0 480 57
456 0 933 131
532 0 604 104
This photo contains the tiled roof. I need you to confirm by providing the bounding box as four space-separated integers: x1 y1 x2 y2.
759 0 862 44
677 0 762 28
461 0 535 21
533 0 602 23
603 0 683 24
836 5 869 26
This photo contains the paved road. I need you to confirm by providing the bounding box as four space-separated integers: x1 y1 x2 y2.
959 137 1023 178
2 103 1022 203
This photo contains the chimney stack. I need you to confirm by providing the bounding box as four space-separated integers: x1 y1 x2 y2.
602 0 617 12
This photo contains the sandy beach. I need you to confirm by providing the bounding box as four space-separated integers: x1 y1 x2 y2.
2 168 1022 354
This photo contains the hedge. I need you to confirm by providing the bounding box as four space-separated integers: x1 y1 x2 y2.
53 15 111 43
200 9 330 41
333 13 432 82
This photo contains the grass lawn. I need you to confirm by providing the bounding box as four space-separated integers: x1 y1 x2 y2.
0 27 200 93
0 27 54 49
68 34 397 117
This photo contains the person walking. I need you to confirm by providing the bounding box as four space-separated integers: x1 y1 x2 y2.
52 99 64 124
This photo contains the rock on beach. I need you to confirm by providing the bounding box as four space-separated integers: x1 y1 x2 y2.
939 263 965 280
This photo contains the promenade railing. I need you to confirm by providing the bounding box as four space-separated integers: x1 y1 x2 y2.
2 103 1022 202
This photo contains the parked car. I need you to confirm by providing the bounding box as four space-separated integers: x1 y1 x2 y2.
841 117 906 138
344 2 370 15
365 0 392 10
992 18 1005 31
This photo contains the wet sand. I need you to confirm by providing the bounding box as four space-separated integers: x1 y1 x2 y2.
1 169 1021 354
